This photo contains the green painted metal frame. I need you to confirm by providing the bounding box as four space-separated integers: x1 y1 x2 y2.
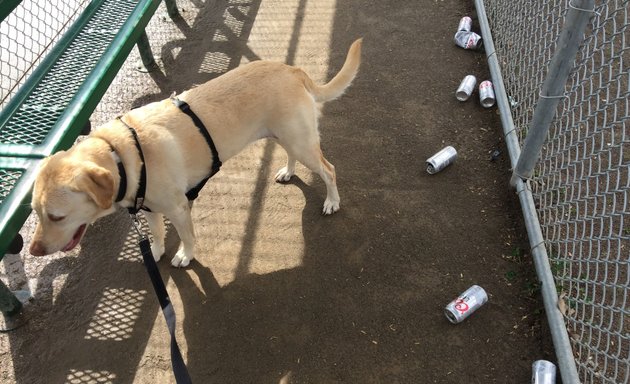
0 157 41 257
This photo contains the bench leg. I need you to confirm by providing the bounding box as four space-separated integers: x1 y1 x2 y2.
0 280 22 317
163 0 181 19
136 31 159 71
0 280 29 332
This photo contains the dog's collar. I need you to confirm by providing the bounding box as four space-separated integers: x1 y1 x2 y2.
116 116 148 214
111 150 127 203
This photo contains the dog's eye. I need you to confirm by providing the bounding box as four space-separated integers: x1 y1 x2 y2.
48 214 65 222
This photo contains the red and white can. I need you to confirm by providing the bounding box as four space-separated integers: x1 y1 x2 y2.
454 31 482 50
479 80 496 108
445 285 488 324
457 16 473 32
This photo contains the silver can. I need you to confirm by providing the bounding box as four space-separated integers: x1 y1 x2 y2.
456 75 477 101
426 146 457 174
454 30 482 50
458 16 472 32
444 285 488 324
532 360 557 384
479 80 496 108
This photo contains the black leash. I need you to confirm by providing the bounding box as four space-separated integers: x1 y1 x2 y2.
117 117 192 384
131 218 192 384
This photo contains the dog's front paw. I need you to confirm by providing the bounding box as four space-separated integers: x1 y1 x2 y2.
274 166 294 183
322 198 340 215
171 248 192 268
151 242 165 262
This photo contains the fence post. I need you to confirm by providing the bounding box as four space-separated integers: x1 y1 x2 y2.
510 0 595 186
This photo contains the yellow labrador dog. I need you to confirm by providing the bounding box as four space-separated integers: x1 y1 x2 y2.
29 39 362 267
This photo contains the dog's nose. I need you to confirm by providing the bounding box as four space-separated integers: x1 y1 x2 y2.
29 241 46 256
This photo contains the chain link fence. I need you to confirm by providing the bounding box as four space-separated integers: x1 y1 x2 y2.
0 0 92 109
481 0 629 382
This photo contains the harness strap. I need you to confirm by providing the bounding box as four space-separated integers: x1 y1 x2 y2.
171 97 222 200
117 117 148 214
114 99 219 209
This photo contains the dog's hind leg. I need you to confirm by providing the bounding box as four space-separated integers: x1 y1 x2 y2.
313 148 340 215
144 211 166 262
284 143 340 215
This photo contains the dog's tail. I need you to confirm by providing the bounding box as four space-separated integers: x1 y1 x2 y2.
302 38 362 102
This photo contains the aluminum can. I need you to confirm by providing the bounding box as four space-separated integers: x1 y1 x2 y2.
444 285 488 324
456 75 477 101
454 30 482 50
479 80 496 108
426 146 457 174
457 16 472 32
532 360 556 384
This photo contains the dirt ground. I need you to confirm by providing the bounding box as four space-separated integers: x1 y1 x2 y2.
1 0 556 383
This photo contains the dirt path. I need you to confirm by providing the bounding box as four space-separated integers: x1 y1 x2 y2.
1 0 555 383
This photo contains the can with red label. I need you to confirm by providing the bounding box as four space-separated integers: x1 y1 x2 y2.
479 80 496 108
458 16 473 32
454 30 482 50
444 285 488 323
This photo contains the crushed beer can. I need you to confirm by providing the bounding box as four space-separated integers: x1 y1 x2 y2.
456 75 477 101
454 30 482 50
457 16 473 32
426 146 457 174
479 80 496 108
532 360 557 384
444 285 488 323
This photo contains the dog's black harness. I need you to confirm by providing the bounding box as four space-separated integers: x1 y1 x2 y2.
171 97 222 201
112 97 221 213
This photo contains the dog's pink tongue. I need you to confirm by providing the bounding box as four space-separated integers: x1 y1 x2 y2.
62 224 87 252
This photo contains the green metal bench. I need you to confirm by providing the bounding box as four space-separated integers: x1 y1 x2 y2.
0 0 179 321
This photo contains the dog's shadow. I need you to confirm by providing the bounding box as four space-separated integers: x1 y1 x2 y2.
162 175 351 382
160 176 370 383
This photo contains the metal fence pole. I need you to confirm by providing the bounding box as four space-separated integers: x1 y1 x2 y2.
510 0 595 186
514 179 580 384
474 1 583 382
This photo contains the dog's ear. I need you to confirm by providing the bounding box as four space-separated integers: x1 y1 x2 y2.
72 164 115 209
